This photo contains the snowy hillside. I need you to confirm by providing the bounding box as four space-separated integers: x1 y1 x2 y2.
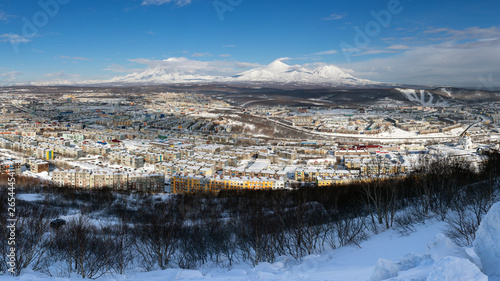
396 88 449 107
5 215 500 281
6 202 500 281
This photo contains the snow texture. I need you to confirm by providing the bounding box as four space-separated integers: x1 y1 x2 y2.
426 233 470 261
370 233 485 281
16 193 45 202
370 259 399 281
5 210 500 281
474 202 500 277
228 58 379 87
396 88 448 107
427 256 488 281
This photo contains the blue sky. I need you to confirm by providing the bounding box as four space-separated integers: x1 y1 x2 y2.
1 0 499 87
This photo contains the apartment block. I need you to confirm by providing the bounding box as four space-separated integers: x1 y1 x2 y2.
172 173 285 194
0 160 22 175
52 168 164 192
31 160 49 173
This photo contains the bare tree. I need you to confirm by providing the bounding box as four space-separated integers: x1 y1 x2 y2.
106 220 133 275
0 200 52 276
362 178 399 230
57 216 114 279
445 207 480 246
132 202 181 270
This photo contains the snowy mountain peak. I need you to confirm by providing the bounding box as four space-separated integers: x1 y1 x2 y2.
312 65 354 79
267 58 292 72
228 59 379 87
107 66 217 84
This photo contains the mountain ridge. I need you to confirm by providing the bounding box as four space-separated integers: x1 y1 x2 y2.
23 58 390 88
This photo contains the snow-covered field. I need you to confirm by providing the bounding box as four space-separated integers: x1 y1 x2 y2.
16 193 45 202
22 171 52 182
5 202 500 281
314 126 464 142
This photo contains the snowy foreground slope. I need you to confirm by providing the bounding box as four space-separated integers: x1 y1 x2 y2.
474 202 500 278
5 203 500 281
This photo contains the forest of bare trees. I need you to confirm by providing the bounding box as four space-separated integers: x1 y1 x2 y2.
0 151 499 278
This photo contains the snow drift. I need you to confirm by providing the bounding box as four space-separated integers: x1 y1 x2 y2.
474 202 500 277
370 233 487 281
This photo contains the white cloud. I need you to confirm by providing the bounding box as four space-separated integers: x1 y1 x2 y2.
341 39 500 87
0 71 23 82
275 57 291 62
44 71 80 78
314 50 338 55
219 54 231 57
141 0 191 6
323 13 346 21
339 26 500 87
103 64 144 73
0 11 14 22
128 57 261 76
386 44 411 50
353 49 398 56
60 56 93 61
423 26 500 41
191 52 212 57
0 34 30 43
478 38 499 42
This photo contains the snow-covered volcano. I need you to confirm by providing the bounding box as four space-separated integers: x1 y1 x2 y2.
106 57 219 84
22 58 385 87
106 68 217 84
226 58 379 87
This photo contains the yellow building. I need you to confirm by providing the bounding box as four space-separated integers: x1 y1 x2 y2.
317 177 335 186
172 174 285 194
294 169 320 182
46 150 54 160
